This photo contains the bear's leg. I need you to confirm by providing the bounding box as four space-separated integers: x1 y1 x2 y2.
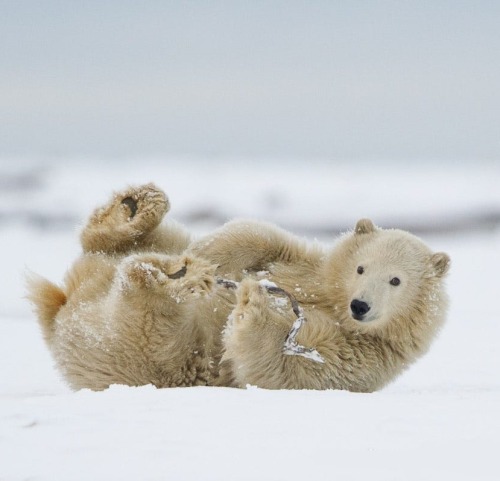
222 279 326 390
80 184 191 255
189 219 312 278
105 253 219 387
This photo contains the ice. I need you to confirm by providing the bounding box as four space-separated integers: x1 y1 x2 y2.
283 315 325 364
258 278 278 289
1 158 499 481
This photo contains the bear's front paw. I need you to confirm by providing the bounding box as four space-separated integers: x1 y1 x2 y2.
228 279 269 328
118 254 216 301
237 279 267 307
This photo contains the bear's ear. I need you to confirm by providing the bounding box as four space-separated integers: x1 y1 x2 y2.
430 252 451 278
355 218 376 235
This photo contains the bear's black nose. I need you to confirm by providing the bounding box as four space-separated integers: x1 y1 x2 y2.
350 299 371 320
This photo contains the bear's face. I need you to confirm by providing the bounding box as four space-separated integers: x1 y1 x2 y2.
325 219 450 341
346 233 430 326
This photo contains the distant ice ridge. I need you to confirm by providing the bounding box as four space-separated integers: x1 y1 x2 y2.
0 157 499 236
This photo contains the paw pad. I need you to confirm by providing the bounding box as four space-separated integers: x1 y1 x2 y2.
121 197 138 218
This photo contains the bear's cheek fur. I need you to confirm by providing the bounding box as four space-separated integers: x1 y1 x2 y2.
347 272 418 327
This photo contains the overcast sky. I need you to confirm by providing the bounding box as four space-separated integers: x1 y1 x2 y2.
1 1 499 162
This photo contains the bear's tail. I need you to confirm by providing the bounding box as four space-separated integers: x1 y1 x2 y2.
26 273 67 342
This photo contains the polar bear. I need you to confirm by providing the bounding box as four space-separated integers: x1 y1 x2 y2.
27 184 450 392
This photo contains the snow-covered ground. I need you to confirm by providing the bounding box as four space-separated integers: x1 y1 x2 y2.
1 158 499 480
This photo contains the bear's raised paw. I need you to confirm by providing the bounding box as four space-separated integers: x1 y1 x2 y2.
117 254 216 302
81 183 170 254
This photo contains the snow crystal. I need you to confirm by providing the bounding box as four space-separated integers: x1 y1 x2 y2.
222 314 235 340
272 297 288 308
258 279 278 289
283 316 325 364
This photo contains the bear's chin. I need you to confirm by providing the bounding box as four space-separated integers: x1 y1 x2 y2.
347 313 386 332
352 313 378 323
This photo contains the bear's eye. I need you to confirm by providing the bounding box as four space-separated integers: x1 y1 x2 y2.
390 277 401 286
357 266 364 275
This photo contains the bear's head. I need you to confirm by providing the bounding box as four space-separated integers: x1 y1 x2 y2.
324 219 450 355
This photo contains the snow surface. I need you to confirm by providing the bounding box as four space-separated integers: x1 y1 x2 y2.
1 158 499 480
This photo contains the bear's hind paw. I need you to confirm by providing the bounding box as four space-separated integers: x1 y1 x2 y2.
117 254 216 301
81 184 170 253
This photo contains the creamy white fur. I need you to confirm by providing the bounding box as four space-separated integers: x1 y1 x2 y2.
27 185 450 391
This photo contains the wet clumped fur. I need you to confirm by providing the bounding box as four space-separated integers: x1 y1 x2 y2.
27 185 450 391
